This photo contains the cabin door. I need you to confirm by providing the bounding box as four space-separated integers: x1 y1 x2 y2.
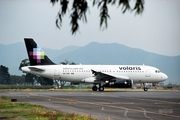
145 68 150 77
54 66 60 76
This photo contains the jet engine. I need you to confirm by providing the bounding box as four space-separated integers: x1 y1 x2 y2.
104 79 133 88
82 77 96 83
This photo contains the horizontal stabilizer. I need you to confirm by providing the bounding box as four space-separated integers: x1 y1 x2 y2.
28 67 45 72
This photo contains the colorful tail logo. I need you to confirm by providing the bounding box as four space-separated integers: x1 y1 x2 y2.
24 38 55 65
29 46 45 63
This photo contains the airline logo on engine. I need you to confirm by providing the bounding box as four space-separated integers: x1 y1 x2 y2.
119 66 141 70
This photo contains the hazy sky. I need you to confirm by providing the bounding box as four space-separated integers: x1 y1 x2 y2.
0 0 180 56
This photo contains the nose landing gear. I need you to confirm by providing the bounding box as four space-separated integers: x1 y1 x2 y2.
143 83 148 91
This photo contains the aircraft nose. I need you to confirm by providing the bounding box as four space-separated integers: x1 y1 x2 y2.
162 73 168 80
165 74 168 79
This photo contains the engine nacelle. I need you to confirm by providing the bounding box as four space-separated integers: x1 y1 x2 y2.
104 79 133 88
82 77 96 83
152 83 158 86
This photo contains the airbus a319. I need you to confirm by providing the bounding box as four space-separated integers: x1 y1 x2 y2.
21 38 168 91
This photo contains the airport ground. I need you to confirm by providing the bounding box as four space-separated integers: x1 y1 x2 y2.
0 89 180 120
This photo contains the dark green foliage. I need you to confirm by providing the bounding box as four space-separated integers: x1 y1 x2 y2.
0 65 10 84
19 59 54 85
9 75 25 85
19 59 30 71
19 59 35 85
37 77 54 86
25 73 35 85
50 0 144 34
60 60 76 65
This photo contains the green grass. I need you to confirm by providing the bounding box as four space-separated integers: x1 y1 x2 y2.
0 96 95 120
0 84 93 90
0 85 52 89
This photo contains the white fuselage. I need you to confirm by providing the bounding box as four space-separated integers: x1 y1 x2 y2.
22 65 168 84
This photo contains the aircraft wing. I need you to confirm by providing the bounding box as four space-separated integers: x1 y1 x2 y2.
91 69 129 81
28 67 45 72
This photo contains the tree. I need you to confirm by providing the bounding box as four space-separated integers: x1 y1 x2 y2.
38 77 54 86
50 0 144 34
60 60 76 65
0 65 10 84
19 59 35 85
19 59 54 86
56 60 77 88
19 59 30 71
10 75 25 85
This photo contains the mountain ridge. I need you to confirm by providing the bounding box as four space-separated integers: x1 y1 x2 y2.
0 42 180 84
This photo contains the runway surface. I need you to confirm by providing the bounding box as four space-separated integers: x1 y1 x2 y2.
1 90 180 120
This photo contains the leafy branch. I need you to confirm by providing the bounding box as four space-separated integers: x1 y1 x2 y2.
51 0 144 34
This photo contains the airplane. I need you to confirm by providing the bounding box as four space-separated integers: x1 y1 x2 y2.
21 38 168 91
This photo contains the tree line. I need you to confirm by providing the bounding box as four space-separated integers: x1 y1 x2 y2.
0 59 75 88
0 64 53 86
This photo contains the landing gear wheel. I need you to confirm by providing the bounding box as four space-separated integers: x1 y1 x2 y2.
99 86 104 91
92 86 98 91
144 87 148 91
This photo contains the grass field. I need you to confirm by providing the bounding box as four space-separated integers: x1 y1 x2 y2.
0 96 95 120
0 84 179 91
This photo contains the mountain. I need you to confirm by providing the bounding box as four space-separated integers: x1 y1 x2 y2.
0 42 79 75
53 42 180 84
0 42 180 84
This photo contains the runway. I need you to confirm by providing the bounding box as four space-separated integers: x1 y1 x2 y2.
1 90 180 120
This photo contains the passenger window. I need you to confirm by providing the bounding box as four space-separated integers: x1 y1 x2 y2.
155 70 160 73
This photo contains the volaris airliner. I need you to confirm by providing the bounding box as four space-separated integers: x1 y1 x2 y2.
21 38 168 91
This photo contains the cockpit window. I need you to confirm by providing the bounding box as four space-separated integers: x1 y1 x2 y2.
155 70 160 73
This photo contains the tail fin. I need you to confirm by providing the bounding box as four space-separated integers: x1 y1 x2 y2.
24 38 55 65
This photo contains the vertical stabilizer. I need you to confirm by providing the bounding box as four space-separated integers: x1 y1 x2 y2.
24 38 55 65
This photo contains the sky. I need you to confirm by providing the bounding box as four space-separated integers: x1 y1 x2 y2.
0 0 180 56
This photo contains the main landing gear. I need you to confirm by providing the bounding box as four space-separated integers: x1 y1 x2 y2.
143 83 148 91
92 84 104 91
92 86 98 91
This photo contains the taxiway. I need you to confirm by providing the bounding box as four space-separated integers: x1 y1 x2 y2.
1 90 180 120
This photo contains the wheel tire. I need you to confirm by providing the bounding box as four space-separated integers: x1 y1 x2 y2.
99 86 104 91
92 86 97 91
144 88 148 91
